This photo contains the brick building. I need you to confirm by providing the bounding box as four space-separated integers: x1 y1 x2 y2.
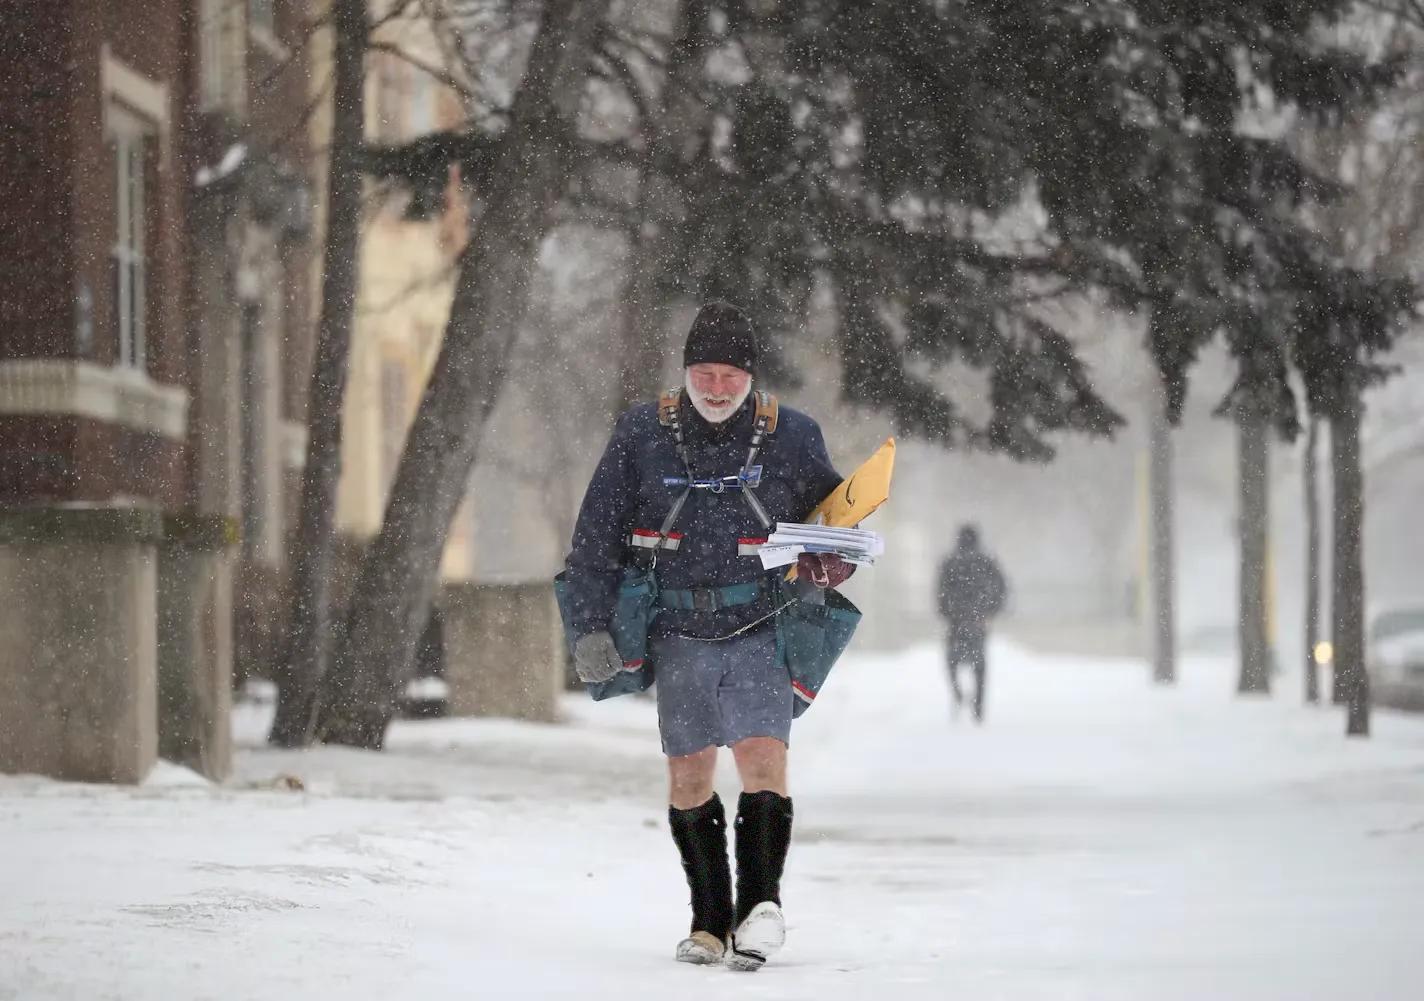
0 0 316 783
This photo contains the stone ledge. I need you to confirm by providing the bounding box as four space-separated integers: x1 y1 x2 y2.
0 506 165 545
440 581 563 722
0 360 190 440
161 513 241 551
0 508 248 549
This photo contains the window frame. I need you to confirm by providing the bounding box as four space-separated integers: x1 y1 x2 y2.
106 104 154 371
100 47 169 373
198 0 247 114
408 68 435 138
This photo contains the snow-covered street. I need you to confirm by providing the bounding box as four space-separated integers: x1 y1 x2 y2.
4 644 1424 1001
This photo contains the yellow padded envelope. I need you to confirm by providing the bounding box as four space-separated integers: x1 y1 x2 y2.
806 437 896 528
785 438 895 581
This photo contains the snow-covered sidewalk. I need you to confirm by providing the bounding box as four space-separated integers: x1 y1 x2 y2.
4 643 1424 1000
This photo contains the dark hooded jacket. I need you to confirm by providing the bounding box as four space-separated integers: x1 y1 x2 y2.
562 393 843 640
936 535 1008 632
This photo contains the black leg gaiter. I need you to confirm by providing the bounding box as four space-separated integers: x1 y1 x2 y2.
669 794 734 940
734 790 794 927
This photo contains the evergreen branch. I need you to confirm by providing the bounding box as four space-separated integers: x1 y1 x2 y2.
594 40 655 135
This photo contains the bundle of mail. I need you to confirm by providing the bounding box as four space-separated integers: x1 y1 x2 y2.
757 522 885 570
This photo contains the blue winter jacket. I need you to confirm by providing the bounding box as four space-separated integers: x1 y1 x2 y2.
562 394 844 640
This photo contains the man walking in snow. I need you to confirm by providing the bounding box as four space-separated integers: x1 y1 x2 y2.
561 301 851 971
936 524 1008 722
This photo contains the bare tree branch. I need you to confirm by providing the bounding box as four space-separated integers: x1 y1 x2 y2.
420 0 486 101
359 259 463 315
368 38 480 99
608 23 672 66
371 0 425 32
249 6 333 95
263 72 335 161
593 40 655 134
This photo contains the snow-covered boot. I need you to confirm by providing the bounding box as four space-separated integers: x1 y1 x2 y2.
728 790 793 971
669 794 733 965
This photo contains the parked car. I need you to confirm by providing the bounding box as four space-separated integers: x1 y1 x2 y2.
1367 607 1424 712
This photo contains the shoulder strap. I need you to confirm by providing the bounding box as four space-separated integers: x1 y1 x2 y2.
650 387 693 556
742 391 777 531
653 386 778 531
658 387 682 427
658 387 777 434
752 390 779 436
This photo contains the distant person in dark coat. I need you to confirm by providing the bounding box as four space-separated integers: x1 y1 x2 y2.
935 524 1008 722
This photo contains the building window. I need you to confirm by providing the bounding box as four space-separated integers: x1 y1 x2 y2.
409 70 435 137
249 0 275 35
110 113 150 370
374 53 407 142
198 0 246 114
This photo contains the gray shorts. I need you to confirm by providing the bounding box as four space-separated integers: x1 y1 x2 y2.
651 627 792 758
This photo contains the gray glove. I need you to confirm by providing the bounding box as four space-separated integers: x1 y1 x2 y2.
574 630 623 684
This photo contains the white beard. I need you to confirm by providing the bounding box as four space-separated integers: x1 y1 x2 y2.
685 371 753 424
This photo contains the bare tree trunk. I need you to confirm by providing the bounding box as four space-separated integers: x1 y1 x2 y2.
613 3 711 416
1331 397 1370 737
1237 415 1272 694
1149 384 1176 685
1330 409 1349 706
314 0 612 749
1304 416 1322 704
268 0 367 747
613 196 672 416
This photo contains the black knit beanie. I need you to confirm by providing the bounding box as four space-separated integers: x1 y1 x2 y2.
683 301 758 375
